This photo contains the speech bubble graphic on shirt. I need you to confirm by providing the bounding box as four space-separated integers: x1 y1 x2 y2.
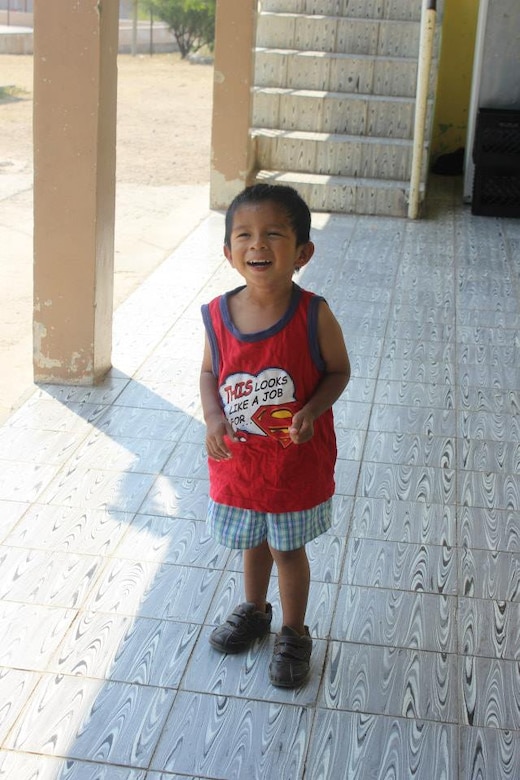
220 368 299 444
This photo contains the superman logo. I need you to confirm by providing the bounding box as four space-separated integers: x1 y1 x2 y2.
251 401 301 448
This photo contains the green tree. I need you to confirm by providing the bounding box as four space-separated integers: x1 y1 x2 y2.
145 0 216 59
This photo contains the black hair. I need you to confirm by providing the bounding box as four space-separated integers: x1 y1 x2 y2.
224 183 311 247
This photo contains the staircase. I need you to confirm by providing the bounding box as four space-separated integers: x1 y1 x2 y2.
250 0 443 216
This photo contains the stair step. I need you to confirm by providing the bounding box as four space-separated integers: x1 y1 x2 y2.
255 169 413 217
253 86 433 139
254 48 428 97
257 13 421 58
252 127 422 180
251 1 441 216
259 0 423 23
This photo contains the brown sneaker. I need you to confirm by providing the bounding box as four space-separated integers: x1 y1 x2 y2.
209 602 272 654
269 625 312 688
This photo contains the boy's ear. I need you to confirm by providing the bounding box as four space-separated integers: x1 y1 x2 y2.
295 241 315 270
223 244 233 265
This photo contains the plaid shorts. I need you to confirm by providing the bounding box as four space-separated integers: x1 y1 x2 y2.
206 498 332 551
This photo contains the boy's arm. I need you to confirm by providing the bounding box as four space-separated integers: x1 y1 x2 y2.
200 335 238 460
289 301 350 445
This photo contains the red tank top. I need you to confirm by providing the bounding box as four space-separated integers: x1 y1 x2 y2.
201 284 337 512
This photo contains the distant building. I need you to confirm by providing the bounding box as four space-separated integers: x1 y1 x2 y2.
0 1 131 16
0 0 33 10
119 0 133 19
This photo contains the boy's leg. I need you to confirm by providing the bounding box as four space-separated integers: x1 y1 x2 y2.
209 541 273 654
268 545 312 688
244 540 274 612
269 546 309 634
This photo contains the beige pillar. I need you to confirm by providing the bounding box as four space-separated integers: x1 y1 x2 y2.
33 0 118 383
210 0 257 209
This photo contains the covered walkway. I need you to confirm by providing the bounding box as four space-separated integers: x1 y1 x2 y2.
0 179 519 778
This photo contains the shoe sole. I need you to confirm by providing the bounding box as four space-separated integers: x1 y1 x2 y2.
269 671 309 688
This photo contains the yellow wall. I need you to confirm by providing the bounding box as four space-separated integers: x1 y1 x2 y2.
432 0 480 156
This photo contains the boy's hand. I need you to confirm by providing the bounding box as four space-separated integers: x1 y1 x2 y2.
289 409 315 445
205 413 240 460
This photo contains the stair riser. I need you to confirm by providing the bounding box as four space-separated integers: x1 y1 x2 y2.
255 171 409 217
255 134 417 180
257 14 421 58
253 89 433 139
260 0 423 22
255 50 426 97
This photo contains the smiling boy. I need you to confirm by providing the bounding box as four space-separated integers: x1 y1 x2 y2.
200 184 350 688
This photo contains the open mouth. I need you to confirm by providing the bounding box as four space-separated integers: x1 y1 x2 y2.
247 260 272 267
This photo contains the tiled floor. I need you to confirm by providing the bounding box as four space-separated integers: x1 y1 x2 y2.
0 179 519 779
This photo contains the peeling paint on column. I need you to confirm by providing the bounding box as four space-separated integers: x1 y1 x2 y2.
33 321 61 370
69 351 94 375
210 171 247 209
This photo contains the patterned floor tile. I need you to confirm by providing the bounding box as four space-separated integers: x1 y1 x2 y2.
459 548 520 601
68 431 176 475
0 460 60 503
150 691 311 778
364 430 456 469
5 504 132 555
344 538 457 595
0 500 29 543
306 710 457 780
458 506 520 552
458 470 520 512
37 467 156 513
0 668 41 743
351 496 455 546
369 403 456 437
460 655 520 731
139 474 209 520
52 611 200 688
332 585 456 653
321 641 457 723
0 601 76 671
458 597 520 661
0 546 105 609
0 427 82 465
5 674 174 769
83 557 220 623
114 514 229 569
460 725 520 780
358 460 456 504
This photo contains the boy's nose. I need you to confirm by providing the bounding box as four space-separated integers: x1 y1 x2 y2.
250 233 267 248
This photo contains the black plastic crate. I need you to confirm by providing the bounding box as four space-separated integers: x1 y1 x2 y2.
472 166 520 217
473 108 520 170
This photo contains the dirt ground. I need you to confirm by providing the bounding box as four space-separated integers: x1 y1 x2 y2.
1 52 214 185
0 52 214 421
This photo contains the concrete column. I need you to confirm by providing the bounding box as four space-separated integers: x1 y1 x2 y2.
33 0 118 383
210 0 257 209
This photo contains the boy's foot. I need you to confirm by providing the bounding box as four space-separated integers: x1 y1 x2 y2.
269 625 312 688
209 602 272 654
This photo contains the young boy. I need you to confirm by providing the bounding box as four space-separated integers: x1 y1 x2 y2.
200 183 350 688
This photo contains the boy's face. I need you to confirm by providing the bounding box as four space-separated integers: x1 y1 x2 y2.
224 201 314 287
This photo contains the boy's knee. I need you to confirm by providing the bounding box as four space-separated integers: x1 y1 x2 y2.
270 546 306 564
